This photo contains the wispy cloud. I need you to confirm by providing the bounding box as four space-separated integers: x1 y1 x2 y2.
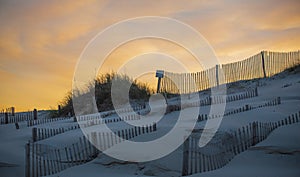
0 0 299 110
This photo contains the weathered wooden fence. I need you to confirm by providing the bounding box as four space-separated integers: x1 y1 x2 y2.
97 104 148 119
76 111 142 122
165 88 258 114
27 117 71 127
182 111 300 176
0 110 38 125
25 136 98 177
0 112 33 124
160 51 300 94
0 107 15 117
198 97 281 121
32 125 80 142
26 123 157 177
27 105 148 128
32 113 143 142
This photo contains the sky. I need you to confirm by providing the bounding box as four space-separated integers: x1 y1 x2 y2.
0 0 300 111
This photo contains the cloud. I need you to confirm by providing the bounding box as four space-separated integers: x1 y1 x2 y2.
0 0 299 111
170 0 300 62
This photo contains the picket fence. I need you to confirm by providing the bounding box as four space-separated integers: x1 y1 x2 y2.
26 123 157 177
76 111 143 122
99 104 148 118
198 97 281 121
166 88 258 114
182 111 300 176
32 113 143 142
32 125 79 142
27 117 71 127
0 111 37 125
160 51 300 94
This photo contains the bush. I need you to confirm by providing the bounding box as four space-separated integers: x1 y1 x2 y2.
58 73 154 116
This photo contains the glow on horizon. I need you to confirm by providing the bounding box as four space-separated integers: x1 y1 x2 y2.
0 0 300 111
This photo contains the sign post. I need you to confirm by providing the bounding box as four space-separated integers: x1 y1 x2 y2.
155 70 164 93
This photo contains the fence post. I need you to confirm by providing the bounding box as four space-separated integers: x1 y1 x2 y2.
261 51 267 78
32 128 37 142
33 109 37 120
5 112 8 124
216 64 220 87
156 70 164 93
153 122 157 131
245 105 249 111
25 142 30 177
11 107 15 116
58 105 61 115
277 97 281 104
182 136 190 176
252 122 257 146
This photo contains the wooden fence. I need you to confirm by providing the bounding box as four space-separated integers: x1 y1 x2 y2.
26 105 148 128
0 112 33 124
166 88 258 114
32 125 80 142
0 107 15 116
98 104 148 119
25 136 98 177
32 113 143 142
198 97 281 121
182 111 300 176
160 51 300 94
27 117 71 127
0 110 37 125
76 111 142 122
25 123 157 177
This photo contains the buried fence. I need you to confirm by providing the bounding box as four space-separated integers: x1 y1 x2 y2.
79 113 141 127
32 125 80 142
91 104 148 119
198 97 281 121
0 113 34 124
26 104 148 128
0 110 38 125
182 111 300 176
165 88 258 114
27 105 148 128
160 51 300 94
27 117 72 127
26 123 157 177
76 111 143 122
32 114 143 142
25 135 98 177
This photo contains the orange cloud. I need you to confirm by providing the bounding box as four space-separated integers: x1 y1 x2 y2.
0 0 299 111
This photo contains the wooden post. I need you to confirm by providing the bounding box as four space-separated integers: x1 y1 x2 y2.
277 97 281 104
32 128 37 142
245 105 249 111
72 144 78 164
33 109 37 120
25 142 30 177
39 145 44 175
261 51 267 78
5 112 8 124
11 107 15 116
252 122 257 145
153 122 157 131
31 143 35 176
156 70 164 93
156 77 162 93
182 136 190 176
216 64 220 87
58 105 61 115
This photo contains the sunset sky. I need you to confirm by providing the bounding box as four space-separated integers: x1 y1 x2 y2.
0 0 300 111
